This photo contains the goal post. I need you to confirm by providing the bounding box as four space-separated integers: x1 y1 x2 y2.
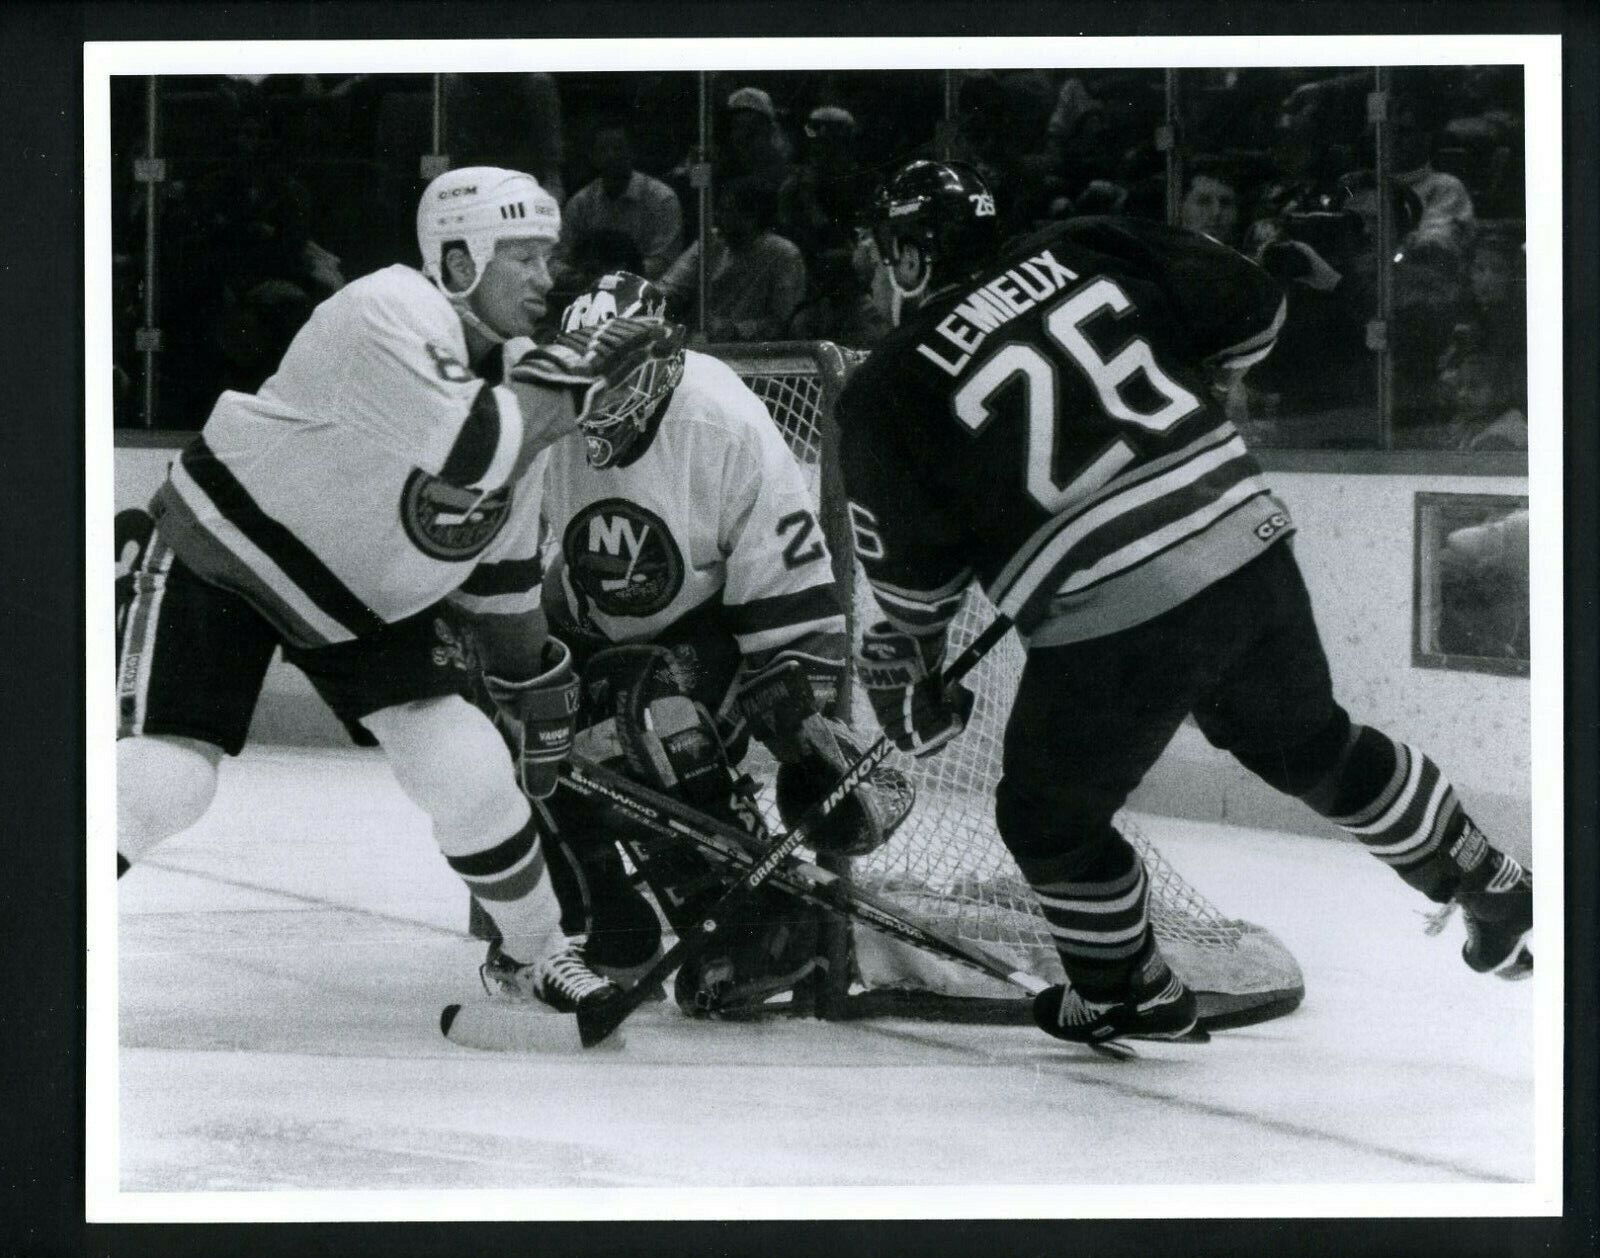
713 340 1305 1029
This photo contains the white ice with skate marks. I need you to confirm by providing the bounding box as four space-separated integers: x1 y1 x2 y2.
112 746 1536 1206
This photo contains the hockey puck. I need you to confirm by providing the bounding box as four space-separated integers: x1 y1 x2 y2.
440 1003 462 1037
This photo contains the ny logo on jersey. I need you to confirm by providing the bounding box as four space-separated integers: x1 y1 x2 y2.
969 191 996 217
564 498 685 618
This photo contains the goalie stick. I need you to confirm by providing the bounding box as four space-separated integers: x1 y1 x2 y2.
562 753 1053 996
572 613 1014 1048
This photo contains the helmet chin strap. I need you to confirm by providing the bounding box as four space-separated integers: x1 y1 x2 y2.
425 272 509 346
452 298 507 346
887 245 932 314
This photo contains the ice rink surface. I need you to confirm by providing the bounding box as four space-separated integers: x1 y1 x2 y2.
110 746 1537 1200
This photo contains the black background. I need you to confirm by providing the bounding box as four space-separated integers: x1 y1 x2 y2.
3 2 1595 1254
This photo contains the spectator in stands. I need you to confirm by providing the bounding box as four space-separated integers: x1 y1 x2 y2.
1344 89 1477 260
1072 179 1130 217
776 105 872 271
1460 221 1528 351
659 174 807 342
568 230 646 287
1438 344 1528 452
788 231 894 349
171 87 348 409
934 71 1058 239
1244 193 1384 439
1046 75 1111 194
722 86 794 193
554 118 684 285
1178 157 1246 248
443 73 565 201
1440 66 1525 218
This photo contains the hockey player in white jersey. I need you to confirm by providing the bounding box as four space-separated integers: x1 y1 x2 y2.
118 168 684 1021
516 271 899 1015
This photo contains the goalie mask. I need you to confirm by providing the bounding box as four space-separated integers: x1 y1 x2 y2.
417 165 560 303
558 271 686 468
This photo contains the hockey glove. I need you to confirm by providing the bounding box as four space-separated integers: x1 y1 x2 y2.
510 317 687 428
856 621 974 758
484 637 580 799
736 655 907 856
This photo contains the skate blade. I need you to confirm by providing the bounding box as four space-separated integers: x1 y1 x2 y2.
1085 1024 1210 1059
1492 935 1534 981
440 1000 623 1053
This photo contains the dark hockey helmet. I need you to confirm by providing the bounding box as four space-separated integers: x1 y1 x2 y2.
868 159 1000 283
558 271 685 468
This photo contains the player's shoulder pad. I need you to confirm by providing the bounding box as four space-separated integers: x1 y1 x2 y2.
836 333 920 424
673 349 772 432
1055 216 1281 351
347 264 461 341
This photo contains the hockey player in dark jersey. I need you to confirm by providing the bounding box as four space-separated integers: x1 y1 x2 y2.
837 159 1533 1047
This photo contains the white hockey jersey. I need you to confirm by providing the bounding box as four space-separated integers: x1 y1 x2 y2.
541 350 845 661
151 265 549 647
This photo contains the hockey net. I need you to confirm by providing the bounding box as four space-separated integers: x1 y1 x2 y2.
716 342 1304 1027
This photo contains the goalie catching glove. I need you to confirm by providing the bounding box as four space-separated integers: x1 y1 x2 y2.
735 653 913 856
510 316 687 429
484 637 580 799
856 622 975 758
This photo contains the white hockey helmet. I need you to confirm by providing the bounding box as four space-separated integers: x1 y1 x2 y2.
416 166 560 299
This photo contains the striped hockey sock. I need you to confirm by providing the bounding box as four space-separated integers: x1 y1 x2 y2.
1015 831 1153 1000
1318 727 1481 901
444 815 563 963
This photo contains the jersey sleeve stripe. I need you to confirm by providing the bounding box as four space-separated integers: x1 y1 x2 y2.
458 555 543 598
868 580 965 637
479 385 527 490
438 384 504 488
735 614 848 656
160 442 385 645
869 569 974 605
724 583 843 636
449 587 542 618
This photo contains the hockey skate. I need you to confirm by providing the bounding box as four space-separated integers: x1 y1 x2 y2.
673 912 824 1017
479 937 621 1014
1031 950 1203 1047
1427 849 1533 980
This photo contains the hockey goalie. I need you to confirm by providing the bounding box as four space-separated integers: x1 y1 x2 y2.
481 271 909 1017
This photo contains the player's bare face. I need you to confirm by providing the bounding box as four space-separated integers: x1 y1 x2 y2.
470 237 555 339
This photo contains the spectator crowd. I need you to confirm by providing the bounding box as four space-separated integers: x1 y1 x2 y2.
113 66 1526 451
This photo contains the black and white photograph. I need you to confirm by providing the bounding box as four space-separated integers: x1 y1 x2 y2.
72 21 1582 1235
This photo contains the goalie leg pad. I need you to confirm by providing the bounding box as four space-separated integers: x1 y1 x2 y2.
539 803 663 970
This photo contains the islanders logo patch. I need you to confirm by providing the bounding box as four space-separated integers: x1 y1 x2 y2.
399 471 512 561
564 498 684 618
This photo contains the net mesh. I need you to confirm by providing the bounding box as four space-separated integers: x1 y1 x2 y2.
718 343 1302 1015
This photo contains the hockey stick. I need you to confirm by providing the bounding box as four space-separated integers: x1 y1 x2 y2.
573 613 1014 1048
560 753 1052 998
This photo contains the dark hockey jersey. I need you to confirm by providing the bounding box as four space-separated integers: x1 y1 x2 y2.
836 217 1293 647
